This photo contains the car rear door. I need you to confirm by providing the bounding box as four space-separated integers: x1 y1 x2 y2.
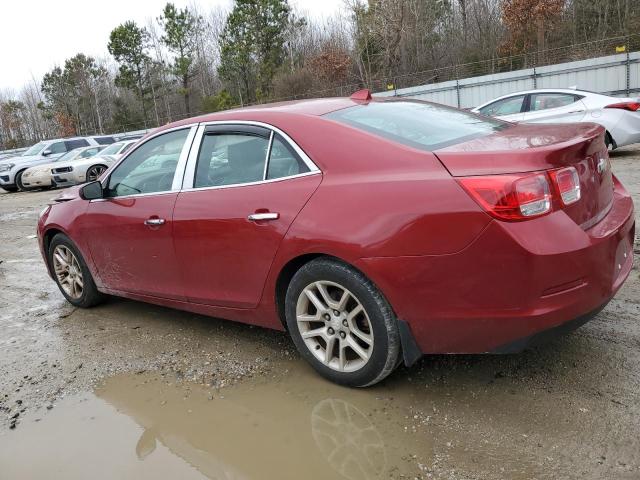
172 124 322 309
521 92 587 124
80 126 197 299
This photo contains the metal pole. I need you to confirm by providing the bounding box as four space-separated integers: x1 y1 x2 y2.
626 36 631 96
456 79 461 108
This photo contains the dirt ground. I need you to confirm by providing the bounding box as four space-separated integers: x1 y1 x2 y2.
0 147 639 480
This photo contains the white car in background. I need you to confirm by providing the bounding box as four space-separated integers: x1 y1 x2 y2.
472 88 640 150
52 140 137 186
21 146 106 189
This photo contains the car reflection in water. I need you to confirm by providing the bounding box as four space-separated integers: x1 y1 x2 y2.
94 370 407 480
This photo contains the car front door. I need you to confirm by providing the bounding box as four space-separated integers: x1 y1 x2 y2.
172 124 322 309
80 126 196 300
521 92 587 124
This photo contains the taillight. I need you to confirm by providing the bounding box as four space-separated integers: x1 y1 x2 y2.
457 172 551 221
549 166 581 205
605 102 640 111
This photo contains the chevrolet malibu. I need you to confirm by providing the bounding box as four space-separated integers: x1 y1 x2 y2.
37 92 635 387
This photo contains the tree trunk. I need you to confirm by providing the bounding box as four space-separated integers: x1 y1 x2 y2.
183 74 190 116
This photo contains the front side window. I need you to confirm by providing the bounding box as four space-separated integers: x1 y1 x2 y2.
479 95 526 117
105 128 189 198
55 149 82 163
100 143 123 156
120 142 135 154
327 100 507 151
48 142 67 154
24 142 45 156
81 147 102 158
529 93 578 112
195 134 269 188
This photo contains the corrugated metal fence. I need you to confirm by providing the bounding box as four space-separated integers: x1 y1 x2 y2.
375 51 640 108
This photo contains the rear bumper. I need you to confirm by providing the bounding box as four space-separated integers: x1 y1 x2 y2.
356 181 635 354
611 111 640 147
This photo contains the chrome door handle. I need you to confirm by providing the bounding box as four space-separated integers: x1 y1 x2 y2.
247 212 279 221
144 218 166 226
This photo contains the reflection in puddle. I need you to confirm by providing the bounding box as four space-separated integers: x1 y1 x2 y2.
0 365 430 480
311 399 386 480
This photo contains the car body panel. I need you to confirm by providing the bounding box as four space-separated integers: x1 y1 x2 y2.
37 96 635 357
78 193 184 300
173 173 323 309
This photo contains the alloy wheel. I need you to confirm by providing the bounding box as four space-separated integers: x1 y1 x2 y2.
52 245 84 299
296 281 374 372
87 165 107 182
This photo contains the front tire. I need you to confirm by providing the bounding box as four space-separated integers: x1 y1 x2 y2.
285 258 400 387
48 233 104 308
86 164 108 182
15 170 28 191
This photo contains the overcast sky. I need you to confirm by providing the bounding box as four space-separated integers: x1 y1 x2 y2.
0 0 346 92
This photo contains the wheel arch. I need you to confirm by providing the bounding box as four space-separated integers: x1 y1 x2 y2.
42 227 66 276
273 252 422 367
605 130 617 150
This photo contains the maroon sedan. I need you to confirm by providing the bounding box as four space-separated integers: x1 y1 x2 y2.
37 92 635 387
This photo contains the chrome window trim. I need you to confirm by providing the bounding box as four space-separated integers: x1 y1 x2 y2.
96 124 198 200
178 170 321 195
262 131 275 181
171 126 198 190
182 120 320 191
181 124 205 189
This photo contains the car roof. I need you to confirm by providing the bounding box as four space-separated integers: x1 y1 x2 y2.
473 88 615 109
151 97 357 135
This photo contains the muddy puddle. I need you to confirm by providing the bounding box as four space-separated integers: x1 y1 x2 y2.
0 361 554 480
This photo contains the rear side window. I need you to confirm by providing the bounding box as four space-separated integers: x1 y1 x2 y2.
66 139 89 150
479 95 525 116
94 136 115 145
326 101 507 151
267 135 309 180
195 134 269 188
529 93 579 112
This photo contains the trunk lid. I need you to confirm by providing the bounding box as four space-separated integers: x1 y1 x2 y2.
435 122 613 229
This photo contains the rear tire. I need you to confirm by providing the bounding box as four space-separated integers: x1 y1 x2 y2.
48 233 104 308
605 132 615 151
285 258 400 387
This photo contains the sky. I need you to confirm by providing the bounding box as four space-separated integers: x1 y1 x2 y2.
0 0 347 92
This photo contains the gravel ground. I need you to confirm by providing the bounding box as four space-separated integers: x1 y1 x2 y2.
0 146 638 479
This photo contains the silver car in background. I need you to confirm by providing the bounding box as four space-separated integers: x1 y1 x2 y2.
471 88 640 150
52 140 137 186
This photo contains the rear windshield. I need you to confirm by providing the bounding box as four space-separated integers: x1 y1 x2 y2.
326 100 508 151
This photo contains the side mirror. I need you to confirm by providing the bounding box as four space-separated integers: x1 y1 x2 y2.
80 181 104 200
42 149 52 157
